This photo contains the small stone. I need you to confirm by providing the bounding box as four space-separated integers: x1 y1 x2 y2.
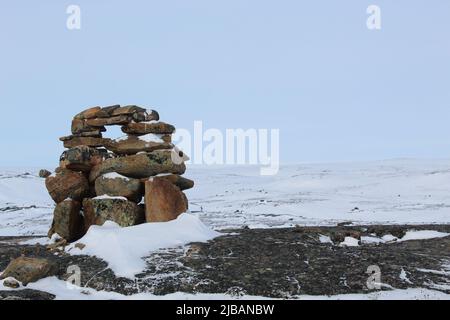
0 257 58 286
337 221 353 227
38 169 51 178
2 277 20 289
145 110 160 122
74 243 86 250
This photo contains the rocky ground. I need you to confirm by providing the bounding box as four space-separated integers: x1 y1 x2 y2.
1 224 449 300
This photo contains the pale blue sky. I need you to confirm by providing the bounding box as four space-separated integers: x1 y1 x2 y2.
0 0 449 166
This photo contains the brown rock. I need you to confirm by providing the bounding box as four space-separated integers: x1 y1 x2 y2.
48 199 84 242
63 137 111 148
83 198 145 230
73 106 101 120
111 105 146 116
131 111 147 122
59 130 104 141
38 169 51 178
95 105 121 118
121 122 176 135
85 115 132 127
106 135 173 155
161 134 172 143
71 119 104 134
145 109 160 122
45 169 89 203
89 150 186 182
59 146 106 172
144 178 188 222
0 257 58 285
95 173 144 203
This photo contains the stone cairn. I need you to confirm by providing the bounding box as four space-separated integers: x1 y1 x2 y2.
43 105 193 242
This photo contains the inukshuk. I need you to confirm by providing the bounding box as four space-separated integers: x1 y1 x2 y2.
44 105 193 242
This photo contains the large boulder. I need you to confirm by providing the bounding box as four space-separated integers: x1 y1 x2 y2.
95 173 144 203
59 146 106 172
45 169 89 203
83 198 145 230
63 137 111 148
89 150 186 182
106 135 172 155
0 257 58 285
121 121 175 135
144 177 188 222
48 199 84 242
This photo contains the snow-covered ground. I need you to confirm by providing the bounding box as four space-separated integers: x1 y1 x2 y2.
1 158 450 236
1 159 450 300
187 158 450 229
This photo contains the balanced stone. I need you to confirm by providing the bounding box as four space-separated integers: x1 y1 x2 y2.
95 105 120 118
73 106 101 120
89 150 186 182
45 169 89 203
111 105 146 116
59 130 104 141
152 174 194 191
83 198 145 229
85 115 132 127
71 118 105 135
121 121 176 135
63 137 111 148
95 173 144 203
59 146 106 172
106 134 173 155
144 177 188 222
48 199 84 242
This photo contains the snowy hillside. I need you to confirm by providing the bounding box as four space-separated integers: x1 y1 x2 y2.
1 159 449 237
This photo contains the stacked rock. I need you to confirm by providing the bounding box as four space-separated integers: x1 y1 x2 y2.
45 105 193 242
